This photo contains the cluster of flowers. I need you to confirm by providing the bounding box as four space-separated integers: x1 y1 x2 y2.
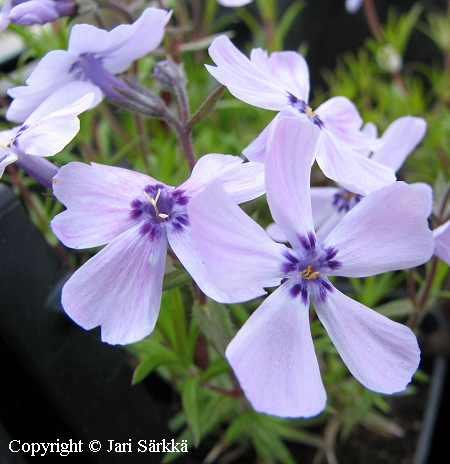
0 5 447 419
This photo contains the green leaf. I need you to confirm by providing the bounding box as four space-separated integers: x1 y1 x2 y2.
163 393 238 463
193 299 235 355
224 413 254 443
181 376 201 447
375 298 414 318
249 415 297 464
275 1 305 48
188 85 226 129
162 268 192 291
383 4 423 55
202 357 231 382
132 345 181 385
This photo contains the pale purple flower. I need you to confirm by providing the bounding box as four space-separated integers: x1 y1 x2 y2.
0 0 76 32
50 154 265 345
267 116 432 243
188 116 434 418
0 0 73 34
0 81 93 186
206 35 396 195
6 7 171 123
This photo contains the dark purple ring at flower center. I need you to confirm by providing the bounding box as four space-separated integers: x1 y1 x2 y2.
130 184 190 240
288 94 324 129
333 189 362 213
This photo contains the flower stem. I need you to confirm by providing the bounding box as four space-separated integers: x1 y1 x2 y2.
407 256 439 329
363 0 382 40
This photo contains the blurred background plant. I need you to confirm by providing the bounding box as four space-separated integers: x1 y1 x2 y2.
1 0 450 463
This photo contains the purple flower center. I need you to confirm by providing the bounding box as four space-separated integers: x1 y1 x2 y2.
130 184 190 240
70 54 129 100
281 231 341 302
288 94 324 129
333 189 362 213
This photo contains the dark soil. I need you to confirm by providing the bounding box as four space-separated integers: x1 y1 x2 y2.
335 362 431 464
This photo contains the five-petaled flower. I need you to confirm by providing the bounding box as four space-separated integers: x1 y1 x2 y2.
6 7 171 123
206 35 396 196
51 154 265 345
188 116 434 418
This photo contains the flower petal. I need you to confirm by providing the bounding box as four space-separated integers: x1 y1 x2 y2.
9 0 59 25
313 286 420 393
310 186 340 229
323 182 434 277
51 162 143 248
226 281 327 418
411 182 433 218
0 127 20 176
15 84 94 158
316 96 374 149
371 116 427 172
179 153 264 203
207 36 292 110
103 8 172 74
188 179 286 290
370 116 427 172
0 0 12 33
242 118 272 163
250 47 310 102
316 130 396 196
6 50 78 123
61 224 167 345
265 116 320 249
167 226 267 303
434 220 450 266
315 210 346 243
266 222 288 243
91 162 161 189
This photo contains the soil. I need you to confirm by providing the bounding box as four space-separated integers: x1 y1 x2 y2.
334 359 432 464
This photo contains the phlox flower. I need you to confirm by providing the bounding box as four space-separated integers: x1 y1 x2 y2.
0 81 93 187
267 116 432 243
187 116 434 418
6 7 171 123
206 35 396 195
0 0 76 33
51 154 265 345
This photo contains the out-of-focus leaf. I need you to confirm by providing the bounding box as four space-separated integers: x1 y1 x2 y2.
193 299 235 355
375 298 414 318
181 376 201 446
132 345 181 385
162 268 192 291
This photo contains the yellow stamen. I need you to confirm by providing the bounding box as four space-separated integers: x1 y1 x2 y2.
300 265 319 280
0 138 14 151
343 192 355 200
304 107 316 118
